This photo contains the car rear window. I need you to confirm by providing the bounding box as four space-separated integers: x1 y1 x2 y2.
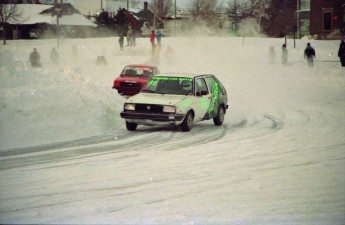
123 66 153 76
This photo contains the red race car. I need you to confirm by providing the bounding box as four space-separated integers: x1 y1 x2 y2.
112 64 160 96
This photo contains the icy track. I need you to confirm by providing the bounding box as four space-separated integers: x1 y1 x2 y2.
0 36 345 224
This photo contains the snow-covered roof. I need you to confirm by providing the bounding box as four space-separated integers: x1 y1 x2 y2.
3 4 97 27
50 14 97 27
129 8 140 13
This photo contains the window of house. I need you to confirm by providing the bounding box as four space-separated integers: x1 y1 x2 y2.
323 12 332 30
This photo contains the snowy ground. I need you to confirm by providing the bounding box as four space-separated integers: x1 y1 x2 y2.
0 35 344 224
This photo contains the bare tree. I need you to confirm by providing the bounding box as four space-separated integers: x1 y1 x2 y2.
0 0 24 44
150 0 173 18
226 0 267 18
186 0 218 20
149 0 173 29
260 0 297 37
225 0 268 33
184 0 221 30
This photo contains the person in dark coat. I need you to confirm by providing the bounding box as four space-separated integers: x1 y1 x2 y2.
29 48 41 67
304 43 316 67
119 33 124 51
281 44 288 65
338 40 345 67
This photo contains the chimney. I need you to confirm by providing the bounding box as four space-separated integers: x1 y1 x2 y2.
144 1 148 10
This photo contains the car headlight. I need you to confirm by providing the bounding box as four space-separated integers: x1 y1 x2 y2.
124 103 135 111
163 105 176 113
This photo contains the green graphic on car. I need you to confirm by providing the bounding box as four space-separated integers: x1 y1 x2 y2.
147 76 192 86
208 80 219 117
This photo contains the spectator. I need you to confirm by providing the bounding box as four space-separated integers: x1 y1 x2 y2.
127 27 132 47
29 48 41 68
156 30 162 46
50 47 59 64
96 56 107 66
119 33 124 51
304 43 316 67
150 30 155 48
338 39 345 67
281 44 288 65
100 56 107 65
131 29 136 47
268 46 275 64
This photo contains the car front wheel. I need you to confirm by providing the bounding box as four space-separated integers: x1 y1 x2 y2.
126 121 138 131
180 111 194 132
213 106 225 126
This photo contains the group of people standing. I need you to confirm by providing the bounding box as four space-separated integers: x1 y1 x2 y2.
150 30 162 47
269 41 345 68
118 28 162 51
118 27 138 51
29 47 59 67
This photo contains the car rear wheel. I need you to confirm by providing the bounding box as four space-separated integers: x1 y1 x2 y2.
213 106 225 126
180 111 194 132
126 121 138 131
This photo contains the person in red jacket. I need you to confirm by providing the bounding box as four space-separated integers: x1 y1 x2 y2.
149 30 155 48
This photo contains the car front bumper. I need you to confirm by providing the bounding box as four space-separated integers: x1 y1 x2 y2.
120 111 185 125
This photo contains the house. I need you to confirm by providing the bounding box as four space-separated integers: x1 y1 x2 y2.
0 3 97 40
309 0 344 39
296 0 310 38
113 1 164 36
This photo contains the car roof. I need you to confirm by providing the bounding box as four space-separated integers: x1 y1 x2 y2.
125 64 157 68
153 73 213 79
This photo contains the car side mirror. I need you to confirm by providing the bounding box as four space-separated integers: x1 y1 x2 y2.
202 90 208 96
196 91 208 96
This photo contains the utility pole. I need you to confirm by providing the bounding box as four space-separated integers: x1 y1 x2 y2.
127 0 129 10
234 0 237 29
175 0 177 36
54 0 60 49
296 0 300 39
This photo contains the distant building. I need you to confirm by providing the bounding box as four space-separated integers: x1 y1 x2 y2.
0 3 97 40
71 0 142 17
296 0 310 38
113 1 164 36
309 0 344 39
105 0 141 16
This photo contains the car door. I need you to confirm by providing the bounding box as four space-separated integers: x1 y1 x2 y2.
204 76 221 119
193 77 212 121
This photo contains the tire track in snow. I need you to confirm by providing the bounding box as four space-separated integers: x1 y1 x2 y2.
0 124 227 170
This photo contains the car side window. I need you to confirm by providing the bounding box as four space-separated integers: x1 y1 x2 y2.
195 78 209 95
205 77 215 95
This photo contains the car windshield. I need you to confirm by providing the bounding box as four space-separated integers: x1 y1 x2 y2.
142 76 193 95
121 66 153 76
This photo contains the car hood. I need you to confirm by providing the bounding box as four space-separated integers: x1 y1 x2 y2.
126 93 188 105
